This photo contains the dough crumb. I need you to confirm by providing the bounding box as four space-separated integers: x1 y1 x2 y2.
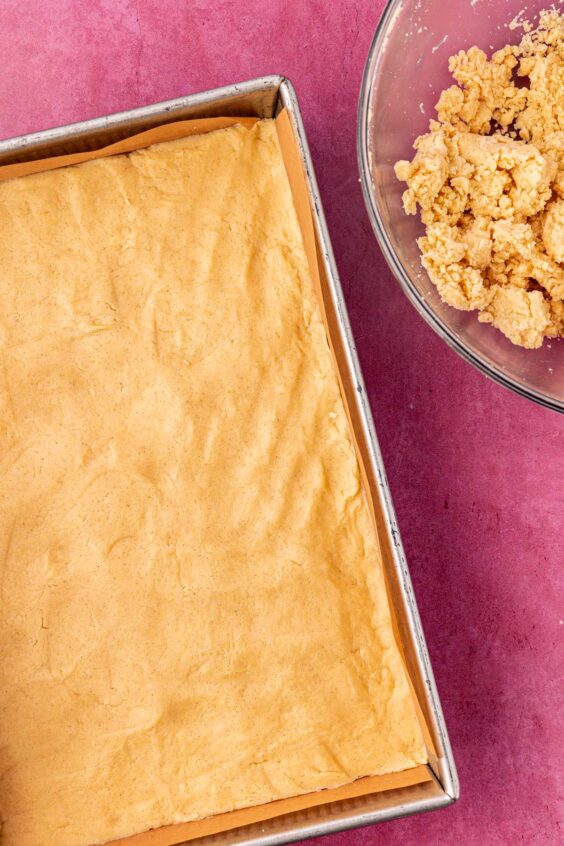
394 9 564 349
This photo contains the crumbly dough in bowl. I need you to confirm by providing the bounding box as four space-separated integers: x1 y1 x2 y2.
395 10 564 348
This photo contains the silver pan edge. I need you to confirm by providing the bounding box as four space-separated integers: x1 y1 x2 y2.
0 75 458 846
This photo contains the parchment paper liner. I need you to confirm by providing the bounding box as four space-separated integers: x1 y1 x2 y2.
0 112 435 846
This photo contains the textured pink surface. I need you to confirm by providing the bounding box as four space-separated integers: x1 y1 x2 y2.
1 1 562 844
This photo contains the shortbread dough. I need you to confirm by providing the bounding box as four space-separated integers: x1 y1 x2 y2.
0 121 425 846
395 10 564 348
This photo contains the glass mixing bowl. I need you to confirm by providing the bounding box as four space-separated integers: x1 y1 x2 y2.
358 0 563 412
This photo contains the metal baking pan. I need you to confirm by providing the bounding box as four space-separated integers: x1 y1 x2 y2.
0 75 458 844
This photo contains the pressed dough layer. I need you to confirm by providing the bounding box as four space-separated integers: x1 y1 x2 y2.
0 121 425 846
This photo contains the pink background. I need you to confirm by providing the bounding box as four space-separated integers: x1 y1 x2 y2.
1 1 562 844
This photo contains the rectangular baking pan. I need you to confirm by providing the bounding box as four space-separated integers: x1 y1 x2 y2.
0 75 458 844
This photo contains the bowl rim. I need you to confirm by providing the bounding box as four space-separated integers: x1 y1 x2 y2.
356 0 564 414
